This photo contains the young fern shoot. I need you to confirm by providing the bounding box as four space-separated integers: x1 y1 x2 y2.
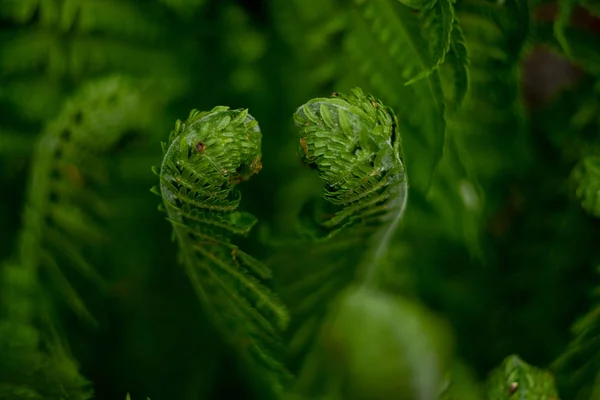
277 88 452 399
293 87 408 287
153 107 290 394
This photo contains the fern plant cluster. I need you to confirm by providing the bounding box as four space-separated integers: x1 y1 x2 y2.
1 0 600 399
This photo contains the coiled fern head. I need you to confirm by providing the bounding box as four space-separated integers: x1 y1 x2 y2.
294 88 402 187
162 106 262 193
293 88 407 232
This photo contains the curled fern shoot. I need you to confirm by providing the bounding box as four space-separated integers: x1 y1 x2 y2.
153 106 290 394
275 88 452 398
293 87 408 283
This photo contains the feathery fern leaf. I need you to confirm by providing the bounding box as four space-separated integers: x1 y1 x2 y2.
16 74 157 324
446 0 532 208
348 0 447 192
408 0 456 85
273 88 452 398
154 107 290 395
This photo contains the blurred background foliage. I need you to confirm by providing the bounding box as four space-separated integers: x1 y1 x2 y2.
0 0 599 399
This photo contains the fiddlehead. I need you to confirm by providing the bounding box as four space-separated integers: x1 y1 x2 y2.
274 88 452 399
154 107 290 395
293 88 407 276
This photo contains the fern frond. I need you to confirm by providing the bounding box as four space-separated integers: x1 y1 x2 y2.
447 0 532 196
274 88 452 398
408 0 456 85
445 19 469 109
17 75 157 323
485 355 560 399
348 0 447 192
155 107 291 395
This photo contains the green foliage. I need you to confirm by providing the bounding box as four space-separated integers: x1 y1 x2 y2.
1 0 600 399
0 74 155 400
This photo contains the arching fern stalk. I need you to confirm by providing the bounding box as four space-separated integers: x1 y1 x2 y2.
153 107 290 395
272 88 453 399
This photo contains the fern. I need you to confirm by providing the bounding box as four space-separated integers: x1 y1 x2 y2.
346 0 447 192
408 0 456 85
15 75 156 323
271 88 453 398
0 74 155 400
154 107 291 396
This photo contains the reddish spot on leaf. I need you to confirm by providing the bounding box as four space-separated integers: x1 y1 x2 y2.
300 137 309 158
